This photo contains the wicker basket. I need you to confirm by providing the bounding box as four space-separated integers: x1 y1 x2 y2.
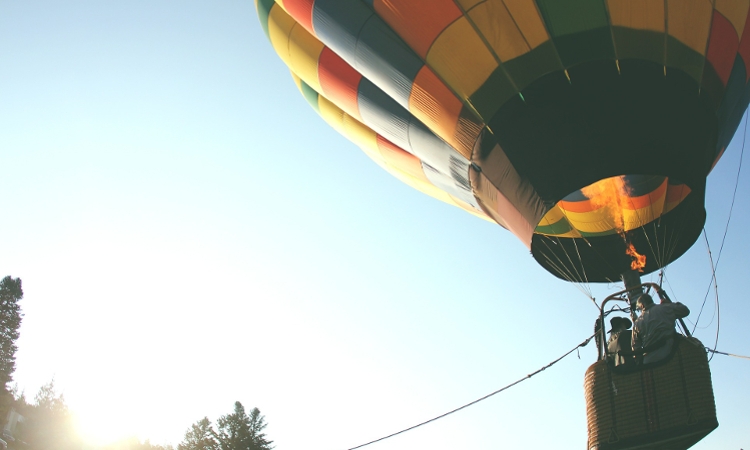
584 337 717 450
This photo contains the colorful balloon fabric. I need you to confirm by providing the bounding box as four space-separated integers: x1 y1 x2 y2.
256 0 750 283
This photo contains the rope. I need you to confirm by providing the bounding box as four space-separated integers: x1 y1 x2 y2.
708 235 721 361
345 334 595 450
541 242 580 284
692 230 719 331
692 231 722 361
553 236 588 288
649 181 692 274
538 237 595 302
662 271 679 304
556 236 595 301
706 348 750 360
692 111 746 334
572 238 591 288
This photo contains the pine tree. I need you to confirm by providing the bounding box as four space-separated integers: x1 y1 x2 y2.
214 402 273 450
0 276 23 429
247 407 273 450
0 276 23 390
215 402 253 450
179 417 219 450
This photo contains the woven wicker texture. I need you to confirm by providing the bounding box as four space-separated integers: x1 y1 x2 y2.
584 337 717 450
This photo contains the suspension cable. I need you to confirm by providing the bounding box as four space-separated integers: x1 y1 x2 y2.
627 183 661 268
692 230 718 331
345 334 595 450
538 237 595 303
692 110 746 334
706 232 721 362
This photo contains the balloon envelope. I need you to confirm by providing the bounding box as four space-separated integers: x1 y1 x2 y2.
257 0 750 283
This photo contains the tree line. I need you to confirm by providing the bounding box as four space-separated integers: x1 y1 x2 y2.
0 276 273 450
176 402 272 450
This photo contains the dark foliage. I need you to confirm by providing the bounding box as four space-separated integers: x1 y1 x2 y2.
0 276 23 390
0 276 23 431
180 402 272 450
178 417 218 450
246 407 272 450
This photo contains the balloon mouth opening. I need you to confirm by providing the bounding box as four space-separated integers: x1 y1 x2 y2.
534 174 692 239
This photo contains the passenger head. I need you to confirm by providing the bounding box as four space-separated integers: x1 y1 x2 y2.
609 316 632 332
636 293 654 311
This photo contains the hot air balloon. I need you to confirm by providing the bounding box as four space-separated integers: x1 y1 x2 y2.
255 0 750 448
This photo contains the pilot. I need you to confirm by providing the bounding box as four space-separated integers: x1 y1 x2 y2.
632 294 690 364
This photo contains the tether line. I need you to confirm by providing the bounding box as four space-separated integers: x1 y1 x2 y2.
706 348 750 360
345 334 595 450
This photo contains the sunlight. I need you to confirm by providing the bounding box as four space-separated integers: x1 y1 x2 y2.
73 404 140 447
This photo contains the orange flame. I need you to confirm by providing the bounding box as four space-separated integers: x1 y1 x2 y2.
581 176 631 232
626 242 647 272
581 177 647 272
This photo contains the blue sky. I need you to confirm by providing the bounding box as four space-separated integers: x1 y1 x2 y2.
0 1 748 449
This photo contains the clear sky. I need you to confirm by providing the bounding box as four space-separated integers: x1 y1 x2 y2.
0 1 748 449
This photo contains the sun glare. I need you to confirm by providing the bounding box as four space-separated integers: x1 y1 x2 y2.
73 407 139 447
